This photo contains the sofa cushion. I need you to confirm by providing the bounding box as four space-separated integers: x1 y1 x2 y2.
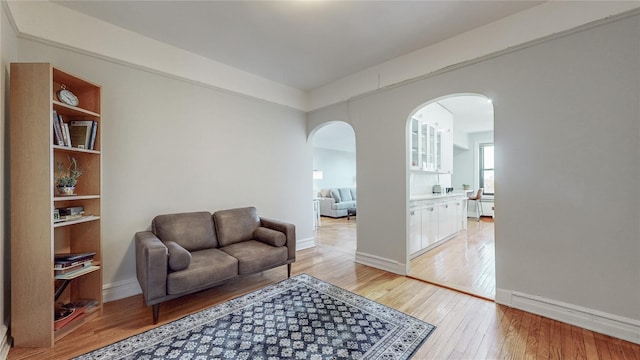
351 188 357 200
332 200 357 210
339 188 352 202
214 207 260 247
165 241 191 271
166 248 238 295
153 212 217 251
330 189 342 203
220 240 288 275
254 227 286 247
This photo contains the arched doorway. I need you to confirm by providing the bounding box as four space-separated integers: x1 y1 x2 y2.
406 94 495 299
309 121 357 253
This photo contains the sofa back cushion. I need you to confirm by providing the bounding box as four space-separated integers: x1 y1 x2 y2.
152 211 217 251
339 188 353 202
330 189 342 203
214 207 260 247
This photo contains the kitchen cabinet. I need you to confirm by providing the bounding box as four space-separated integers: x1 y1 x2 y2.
410 194 465 258
438 201 456 240
409 116 453 173
409 206 422 254
422 204 438 248
409 117 440 172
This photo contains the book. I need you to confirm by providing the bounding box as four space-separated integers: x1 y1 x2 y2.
89 121 98 150
54 307 85 331
55 252 96 262
52 111 64 146
54 260 93 275
61 122 71 147
69 120 94 149
54 252 96 269
54 258 94 269
54 265 99 280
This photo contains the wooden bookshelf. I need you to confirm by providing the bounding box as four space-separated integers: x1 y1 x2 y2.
10 63 103 347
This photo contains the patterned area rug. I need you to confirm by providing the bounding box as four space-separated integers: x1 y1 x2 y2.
75 274 435 359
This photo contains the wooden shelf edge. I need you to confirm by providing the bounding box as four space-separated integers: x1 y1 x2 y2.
53 100 100 118
54 265 100 280
54 309 100 341
54 195 100 202
53 145 100 155
53 215 100 227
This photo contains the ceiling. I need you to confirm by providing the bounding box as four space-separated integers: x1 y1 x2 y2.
52 1 512 152
54 0 542 91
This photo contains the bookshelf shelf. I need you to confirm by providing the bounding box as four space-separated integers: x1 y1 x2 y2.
53 145 101 155
53 215 100 227
10 63 103 348
54 265 100 280
53 195 101 202
53 100 101 118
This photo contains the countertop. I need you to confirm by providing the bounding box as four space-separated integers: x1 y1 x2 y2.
410 192 469 201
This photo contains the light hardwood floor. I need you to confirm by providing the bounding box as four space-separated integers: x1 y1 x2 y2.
8 216 640 359
410 217 495 300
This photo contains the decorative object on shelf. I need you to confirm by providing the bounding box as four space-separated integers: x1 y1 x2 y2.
462 184 470 190
55 156 82 195
56 84 79 107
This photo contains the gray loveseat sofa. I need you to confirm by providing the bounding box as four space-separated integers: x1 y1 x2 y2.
317 187 356 218
135 207 296 323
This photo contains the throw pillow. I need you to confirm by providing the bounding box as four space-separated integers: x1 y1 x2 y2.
253 227 286 247
330 189 342 203
165 241 191 271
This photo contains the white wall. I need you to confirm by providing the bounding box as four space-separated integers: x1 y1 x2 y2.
452 131 494 190
309 13 640 343
0 2 17 356
15 38 314 301
312 147 356 191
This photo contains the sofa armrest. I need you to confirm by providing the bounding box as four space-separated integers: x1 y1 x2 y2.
260 217 296 261
317 197 336 215
135 231 169 305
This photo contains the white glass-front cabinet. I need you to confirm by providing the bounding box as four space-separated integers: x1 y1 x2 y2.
409 117 446 172
410 119 420 169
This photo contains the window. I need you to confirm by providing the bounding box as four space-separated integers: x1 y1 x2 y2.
479 144 494 195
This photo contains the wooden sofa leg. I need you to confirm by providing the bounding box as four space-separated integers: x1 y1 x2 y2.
152 304 160 324
287 263 292 278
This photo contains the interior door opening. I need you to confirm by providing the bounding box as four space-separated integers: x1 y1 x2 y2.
407 94 495 300
309 121 357 253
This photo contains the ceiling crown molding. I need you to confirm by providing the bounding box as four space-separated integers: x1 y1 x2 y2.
5 1 309 111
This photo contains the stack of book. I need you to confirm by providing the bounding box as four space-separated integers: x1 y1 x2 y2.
52 110 98 150
54 252 96 277
54 299 99 331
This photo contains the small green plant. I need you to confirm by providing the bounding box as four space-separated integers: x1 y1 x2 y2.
462 184 470 190
55 156 83 187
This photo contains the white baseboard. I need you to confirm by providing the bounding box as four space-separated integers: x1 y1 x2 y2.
496 288 640 345
103 278 142 303
0 324 10 360
296 237 316 251
355 252 406 275
103 237 316 303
